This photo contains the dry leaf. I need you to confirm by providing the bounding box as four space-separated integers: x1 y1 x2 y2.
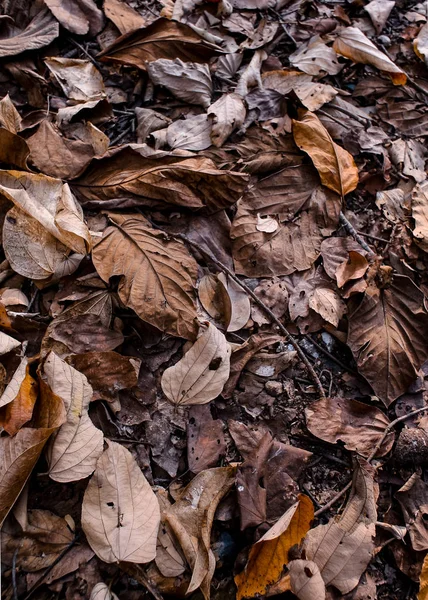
303 458 377 595
321 237 367 283
148 59 212 108
198 273 232 327
82 440 160 563
293 111 359 197
262 70 337 112
43 352 103 482
235 495 314 600
396 474 428 552
0 94 22 133
288 560 326 600
92 213 199 340
165 466 236 598
0 331 20 355
0 8 59 57
308 287 346 327
333 26 406 85
98 18 222 69
187 404 226 473
0 368 38 436
348 276 428 405
336 251 369 288
156 489 186 577
166 114 212 151
45 57 105 102
419 553 428 600
44 0 104 36
161 323 231 405
290 36 343 76
218 273 251 333
90 582 119 600
305 396 394 458
0 128 30 169
0 357 28 409
412 181 428 252
414 23 428 66
135 107 171 142
365 0 395 34
208 93 246 147
104 0 145 34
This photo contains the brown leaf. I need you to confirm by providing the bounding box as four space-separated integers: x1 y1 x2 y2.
0 330 20 355
25 543 94 590
165 466 236 598
303 458 377 594
48 313 123 355
0 356 28 409
0 94 22 133
44 0 104 36
82 440 160 563
166 114 212 151
218 272 251 332
308 287 346 327
412 181 428 252
396 474 428 552
198 274 232 327
155 488 187 578
92 213 199 340
290 36 343 76
27 120 96 179
161 323 231 405
378 90 428 136
0 128 30 169
208 93 246 147
187 404 226 473
97 18 223 70
305 396 394 458
148 59 212 108
261 70 337 112
0 8 59 57
292 111 359 197
347 276 428 405
288 560 326 600
72 146 248 211
365 0 395 34
336 251 369 288
333 26 406 85
235 495 314 600
43 352 104 482
0 367 38 436
104 0 145 34
320 236 367 284
45 57 105 102
419 553 428 600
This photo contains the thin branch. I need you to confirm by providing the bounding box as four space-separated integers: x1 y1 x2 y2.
12 548 19 600
171 233 327 401
339 212 376 257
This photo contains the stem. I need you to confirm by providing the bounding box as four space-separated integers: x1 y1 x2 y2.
339 211 376 257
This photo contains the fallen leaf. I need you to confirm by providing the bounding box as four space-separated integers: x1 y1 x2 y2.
148 58 212 108
166 114 212 151
161 323 231 405
365 0 395 34
156 489 186 578
45 57 106 102
305 396 394 458
0 8 59 57
187 404 226 473
396 474 428 552
0 94 22 133
288 560 326 600
321 236 367 284
44 0 104 36
290 36 343 76
48 313 123 355
198 273 232 326
92 213 199 340
0 367 38 435
336 251 369 288
165 466 236 598
378 90 428 136
82 440 160 563
0 128 30 169
412 181 428 252
414 23 428 66
43 352 104 482
90 583 119 600
104 0 145 34
308 287 346 327
0 356 28 409
56 98 113 127
98 17 223 69
135 107 171 142
347 276 428 405
303 458 377 594
262 70 337 112
235 495 314 600
292 111 359 197
419 553 428 600
0 330 20 355
208 93 246 147
25 543 94 589
218 272 251 333
251 279 289 326
333 26 406 85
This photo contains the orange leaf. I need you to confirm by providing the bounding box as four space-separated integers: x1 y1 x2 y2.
235 494 314 600
0 368 38 435
419 553 428 600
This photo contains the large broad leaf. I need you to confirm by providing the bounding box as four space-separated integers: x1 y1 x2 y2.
292 111 359 197
333 26 407 85
82 440 160 563
92 213 199 340
0 8 59 57
208 93 246 147
147 59 212 108
347 275 428 405
43 352 104 482
97 18 223 69
161 323 231 405
71 146 248 211
44 0 103 36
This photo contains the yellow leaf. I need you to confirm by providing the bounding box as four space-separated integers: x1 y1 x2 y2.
292 111 358 197
419 553 428 599
235 494 314 600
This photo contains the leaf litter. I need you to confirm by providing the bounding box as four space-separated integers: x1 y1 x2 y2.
2 1 428 599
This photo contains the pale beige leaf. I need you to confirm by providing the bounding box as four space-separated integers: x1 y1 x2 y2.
365 0 395 34
414 23 428 66
156 488 186 578
166 114 212 151
292 112 359 197
289 560 326 600
44 352 103 482
308 287 346 327
90 582 119 600
208 93 246 147
412 181 428 251
0 8 59 58
104 0 145 34
0 94 21 133
44 0 104 36
147 58 212 108
0 357 27 409
82 440 160 563
198 274 232 326
92 213 198 340
256 214 278 233
333 26 406 85
161 323 231 405
261 70 338 112
376 189 407 224
45 57 105 102
0 289 29 308
0 331 20 356
218 273 251 333
290 36 343 76
303 459 377 595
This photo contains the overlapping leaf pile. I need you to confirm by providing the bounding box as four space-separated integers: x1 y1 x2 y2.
1 0 428 599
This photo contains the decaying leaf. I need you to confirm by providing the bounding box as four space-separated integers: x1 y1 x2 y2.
90 583 119 600
208 93 246 147
293 111 359 197
0 356 28 409
288 560 326 600
348 276 428 405
289 36 343 76
104 0 145 34
306 396 394 458
0 8 59 58
396 474 428 552
412 181 428 252
0 367 38 436
333 26 407 85
148 59 212 108
235 495 314 600
43 352 104 482
365 0 395 34
92 213 199 340
161 323 231 405
166 114 212 151
419 553 428 600
82 440 160 563
308 287 346 327
44 0 104 36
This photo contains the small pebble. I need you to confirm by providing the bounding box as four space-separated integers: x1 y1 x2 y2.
265 380 283 396
378 35 391 46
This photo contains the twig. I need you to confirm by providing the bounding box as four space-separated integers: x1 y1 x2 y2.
22 537 77 600
67 37 100 67
171 233 327 401
356 231 390 244
110 123 134 146
12 548 19 600
306 334 359 376
339 211 376 257
315 406 428 516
